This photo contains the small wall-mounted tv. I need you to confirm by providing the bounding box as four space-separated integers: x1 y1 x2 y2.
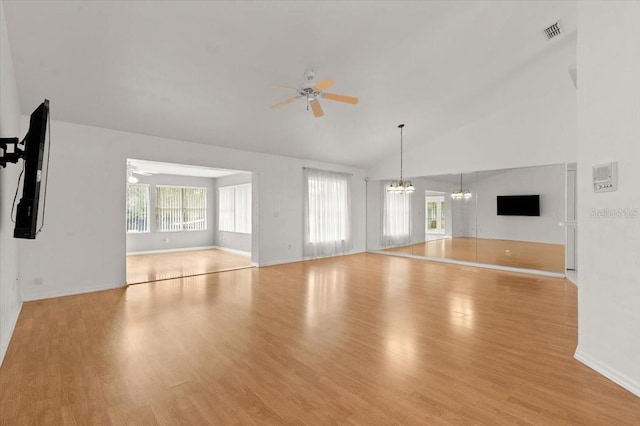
497 195 540 216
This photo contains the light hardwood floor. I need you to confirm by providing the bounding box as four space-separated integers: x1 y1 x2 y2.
384 237 566 273
2 254 638 425
127 248 253 284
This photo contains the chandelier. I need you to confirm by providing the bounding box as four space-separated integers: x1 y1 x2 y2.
451 173 472 199
387 124 414 193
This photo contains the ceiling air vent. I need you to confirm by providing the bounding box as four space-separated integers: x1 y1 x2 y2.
543 21 562 40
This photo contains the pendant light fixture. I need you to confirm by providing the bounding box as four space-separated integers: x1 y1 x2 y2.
451 173 472 199
387 124 415 193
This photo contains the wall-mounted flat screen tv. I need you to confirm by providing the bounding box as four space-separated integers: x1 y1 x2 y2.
14 99 50 239
497 195 540 216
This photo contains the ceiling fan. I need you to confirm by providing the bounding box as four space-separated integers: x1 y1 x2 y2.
271 69 359 117
127 161 158 183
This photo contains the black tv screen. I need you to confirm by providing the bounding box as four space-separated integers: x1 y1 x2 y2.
14 99 49 239
497 195 540 216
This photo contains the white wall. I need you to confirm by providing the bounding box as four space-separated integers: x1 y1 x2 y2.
126 173 216 253
367 37 577 180
0 0 23 365
475 164 565 244
575 1 640 397
17 119 367 301
215 173 252 254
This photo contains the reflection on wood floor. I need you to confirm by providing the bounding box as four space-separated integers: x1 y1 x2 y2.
384 236 565 272
126 248 253 284
2 253 638 424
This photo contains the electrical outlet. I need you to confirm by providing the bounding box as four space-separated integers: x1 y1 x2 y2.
34 277 43 285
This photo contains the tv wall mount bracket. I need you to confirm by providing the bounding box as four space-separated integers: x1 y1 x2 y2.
0 137 25 168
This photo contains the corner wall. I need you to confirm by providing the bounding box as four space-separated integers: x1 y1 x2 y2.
17 119 367 301
575 0 640 397
0 0 23 365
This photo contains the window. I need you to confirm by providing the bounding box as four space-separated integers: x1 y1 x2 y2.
303 168 352 257
218 183 251 233
156 186 207 232
126 184 150 233
382 183 412 246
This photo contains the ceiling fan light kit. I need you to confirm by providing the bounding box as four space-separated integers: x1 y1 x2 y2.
387 124 414 194
271 69 359 118
127 173 139 184
126 160 159 183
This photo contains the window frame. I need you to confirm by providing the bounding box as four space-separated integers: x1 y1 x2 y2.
155 185 208 233
217 183 252 234
126 183 151 234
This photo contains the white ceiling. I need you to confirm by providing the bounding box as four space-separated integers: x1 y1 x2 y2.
4 1 576 169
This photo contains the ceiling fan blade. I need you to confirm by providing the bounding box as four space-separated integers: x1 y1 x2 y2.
310 99 324 118
313 78 334 92
271 96 300 109
323 93 359 104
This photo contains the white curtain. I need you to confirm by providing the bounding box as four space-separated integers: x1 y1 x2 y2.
382 181 412 247
304 168 352 258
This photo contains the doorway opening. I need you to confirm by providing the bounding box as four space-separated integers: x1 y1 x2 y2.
425 191 448 241
125 159 256 284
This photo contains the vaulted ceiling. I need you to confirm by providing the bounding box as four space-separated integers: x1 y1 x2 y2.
3 1 576 169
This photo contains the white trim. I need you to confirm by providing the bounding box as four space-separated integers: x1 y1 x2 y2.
127 245 217 256
21 282 125 302
155 184 208 190
565 270 578 286
0 301 22 367
370 250 566 279
574 349 640 398
218 182 251 190
213 246 251 257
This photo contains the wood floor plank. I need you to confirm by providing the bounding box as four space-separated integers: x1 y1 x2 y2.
1 253 639 425
127 248 253 284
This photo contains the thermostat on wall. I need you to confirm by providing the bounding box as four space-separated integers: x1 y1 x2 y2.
593 162 618 193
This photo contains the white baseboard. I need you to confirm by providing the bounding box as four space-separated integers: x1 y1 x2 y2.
127 245 217 256
21 282 126 302
213 246 251 257
574 348 640 398
0 301 23 367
